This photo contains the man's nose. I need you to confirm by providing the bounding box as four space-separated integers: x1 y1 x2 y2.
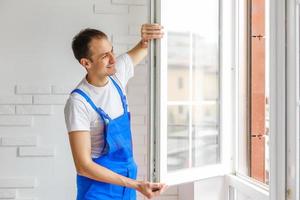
109 52 116 64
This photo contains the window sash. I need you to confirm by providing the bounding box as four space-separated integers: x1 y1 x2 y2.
150 0 235 185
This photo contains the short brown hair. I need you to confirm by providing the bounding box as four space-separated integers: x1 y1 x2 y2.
71 28 108 62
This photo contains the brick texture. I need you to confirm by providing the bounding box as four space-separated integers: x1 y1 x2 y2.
0 116 33 126
15 85 51 94
0 178 36 188
18 147 56 157
16 105 52 115
0 105 15 115
0 96 32 104
1 136 37 146
0 189 17 198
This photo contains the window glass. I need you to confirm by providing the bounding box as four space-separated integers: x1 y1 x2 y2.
165 0 220 172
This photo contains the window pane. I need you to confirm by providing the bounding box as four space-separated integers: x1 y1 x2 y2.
167 105 189 171
193 34 219 101
165 0 220 172
167 32 190 101
192 104 219 167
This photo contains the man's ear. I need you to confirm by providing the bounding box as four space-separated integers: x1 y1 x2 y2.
80 58 92 70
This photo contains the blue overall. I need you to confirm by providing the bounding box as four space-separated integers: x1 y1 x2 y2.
71 77 138 200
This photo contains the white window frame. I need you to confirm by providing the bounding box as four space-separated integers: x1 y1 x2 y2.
268 0 286 199
286 0 300 200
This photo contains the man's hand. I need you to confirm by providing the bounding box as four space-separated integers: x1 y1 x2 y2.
140 23 164 48
136 180 168 199
127 23 164 66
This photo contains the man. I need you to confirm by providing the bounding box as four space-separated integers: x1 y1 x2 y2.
64 24 166 200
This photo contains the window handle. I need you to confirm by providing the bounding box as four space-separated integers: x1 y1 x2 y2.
251 34 265 40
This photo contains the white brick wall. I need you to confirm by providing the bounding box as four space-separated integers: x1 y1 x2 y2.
16 105 53 115
0 116 33 127
15 85 51 95
0 105 15 115
0 178 37 188
33 95 68 105
0 189 17 199
0 96 32 104
1 136 37 146
0 0 179 199
18 146 56 157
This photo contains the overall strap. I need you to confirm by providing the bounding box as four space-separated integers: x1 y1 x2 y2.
109 76 128 113
71 89 111 122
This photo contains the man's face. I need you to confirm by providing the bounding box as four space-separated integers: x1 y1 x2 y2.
87 38 116 78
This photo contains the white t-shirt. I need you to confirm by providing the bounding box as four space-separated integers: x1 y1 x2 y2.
64 53 134 158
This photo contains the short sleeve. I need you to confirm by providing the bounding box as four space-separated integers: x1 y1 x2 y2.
64 97 90 132
114 53 134 88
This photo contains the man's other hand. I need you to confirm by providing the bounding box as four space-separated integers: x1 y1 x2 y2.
140 23 164 48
